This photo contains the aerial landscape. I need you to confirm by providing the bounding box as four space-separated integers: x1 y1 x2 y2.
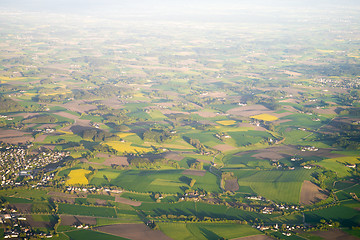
0 0 359 239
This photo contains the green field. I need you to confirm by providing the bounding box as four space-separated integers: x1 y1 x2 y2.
317 157 360 178
304 203 360 227
159 222 262 240
225 154 272 169
120 192 155 202
237 169 313 203
58 204 117 218
184 131 223 147
32 214 58 223
90 169 220 193
1 196 33 203
227 130 272 147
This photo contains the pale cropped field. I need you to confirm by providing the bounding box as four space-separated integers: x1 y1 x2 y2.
216 120 237 126
105 141 151 153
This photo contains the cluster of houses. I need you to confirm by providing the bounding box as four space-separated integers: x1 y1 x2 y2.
65 186 122 195
0 144 69 186
179 191 206 202
32 128 55 133
314 77 360 89
0 115 14 121
0 209 52 239
301 146 319 152
89 122 100 128
215 133 231 140
254 223 304 236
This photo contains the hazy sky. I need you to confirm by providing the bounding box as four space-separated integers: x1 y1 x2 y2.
1 0 359 25
1 0 359 15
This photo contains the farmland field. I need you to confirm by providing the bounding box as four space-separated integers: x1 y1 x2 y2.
317 157 360 178
159 222 261 240
0 1 360 237
58 203 117 218
238 170 313 203
65 229 129 240
216 120 237 126
100 169 221 193
304 204 360 227
251 114 278 121
66 169 91 185
104 141 152 154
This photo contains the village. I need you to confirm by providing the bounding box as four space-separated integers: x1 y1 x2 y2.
0 143 69 187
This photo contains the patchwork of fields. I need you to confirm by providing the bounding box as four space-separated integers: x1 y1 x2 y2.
0 3 359 239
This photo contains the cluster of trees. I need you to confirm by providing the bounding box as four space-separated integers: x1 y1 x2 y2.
87 105 136 126
33 93 68 103
256 97 281 110
187 138 208 154
143 128 175 143
0 97 21 113
23 114 57 124
152 213 249 224
129 157 180 169
328 121 360 150
81 129 118 142
189 160 203 170
312 170 337 190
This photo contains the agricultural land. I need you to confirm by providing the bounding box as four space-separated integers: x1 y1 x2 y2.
0 1 359 239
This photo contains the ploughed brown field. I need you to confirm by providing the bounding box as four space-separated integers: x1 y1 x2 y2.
10 203 32 213
213 144 237 152
95 223 173 240
115 195 142 207
61 100 97 113
226 104 272 117
310 229 359 240
24 215 52 228
163 152 185 161
0 129 33 144
300 180 328 205
60 215 97 226
224 179 240 192
236 145 346 161
96 153 129 166
182 169 206 177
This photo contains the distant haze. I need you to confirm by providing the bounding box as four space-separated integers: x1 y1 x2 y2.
1 0 360 23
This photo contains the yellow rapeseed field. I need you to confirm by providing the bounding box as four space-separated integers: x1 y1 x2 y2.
0 76 26 81
250 114 278 121
116 133 135 138
105 141 151 154
66 169 91 185
216 120 237 126
57 130 73 135
43 90 71 96
133 93 144 97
